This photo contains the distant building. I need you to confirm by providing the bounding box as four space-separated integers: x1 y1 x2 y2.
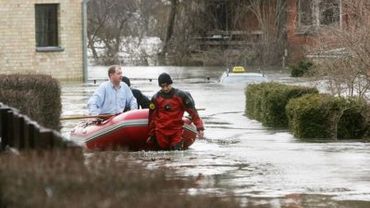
0 1 85 81
286 0 369 62
199 0 369 64
286 0 342 62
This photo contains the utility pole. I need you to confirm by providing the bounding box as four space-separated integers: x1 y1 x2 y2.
82 0 90 82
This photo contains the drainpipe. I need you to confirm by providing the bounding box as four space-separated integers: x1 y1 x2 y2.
82 0 90 82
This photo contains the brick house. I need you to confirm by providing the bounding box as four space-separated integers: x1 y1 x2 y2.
286 0 369 63
0 0 87 81
202 0 368 65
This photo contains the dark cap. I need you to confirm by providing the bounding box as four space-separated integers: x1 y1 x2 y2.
158 73 173 86
121 76 131 87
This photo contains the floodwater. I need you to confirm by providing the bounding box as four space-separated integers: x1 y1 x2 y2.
61 66 370 208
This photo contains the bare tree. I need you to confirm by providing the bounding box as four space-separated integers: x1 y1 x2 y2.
157 0 215 65
160 0 178 56
311 0 370 99
88 0 139 65
183 0 287 67
246 0 287 66
87 0 109 61
86 0 288 66
88 0 169 65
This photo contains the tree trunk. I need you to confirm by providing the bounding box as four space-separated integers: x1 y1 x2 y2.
87 36 99 60
161 0 178 56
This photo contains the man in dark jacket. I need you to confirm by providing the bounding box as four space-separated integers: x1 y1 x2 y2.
122 76 150 110
147 73 204 150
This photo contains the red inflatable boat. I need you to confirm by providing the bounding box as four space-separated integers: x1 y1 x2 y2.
70 109 198 150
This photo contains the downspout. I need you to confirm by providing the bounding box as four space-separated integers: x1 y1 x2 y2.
82 0 90 82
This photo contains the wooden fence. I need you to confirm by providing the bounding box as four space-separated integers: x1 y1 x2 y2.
0 103 78 152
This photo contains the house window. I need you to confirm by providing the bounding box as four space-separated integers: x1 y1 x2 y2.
35 4 63 51
298 0 340 32
319 0 340 25
298 0 313 26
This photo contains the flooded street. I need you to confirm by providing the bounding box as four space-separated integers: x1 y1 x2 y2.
61 66 370 207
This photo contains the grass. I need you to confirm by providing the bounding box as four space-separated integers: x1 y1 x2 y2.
0 149 239 208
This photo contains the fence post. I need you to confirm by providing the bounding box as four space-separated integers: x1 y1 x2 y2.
28 121 37 149
22 116 31 150
0 106 11 150
0 103 2 145
17 115 26 150
11 112 22 149
5 109 16 147
37 128 54 149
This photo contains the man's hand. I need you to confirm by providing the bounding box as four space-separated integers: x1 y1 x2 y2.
197 130 204 139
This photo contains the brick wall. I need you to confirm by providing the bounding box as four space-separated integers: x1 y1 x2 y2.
286 0 318 63
285 0 369 64
0 0 83 81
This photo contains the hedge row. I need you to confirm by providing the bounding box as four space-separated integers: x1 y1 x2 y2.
245 82 318 128
0 74 61 130
245 83 368 140
287 94 368 139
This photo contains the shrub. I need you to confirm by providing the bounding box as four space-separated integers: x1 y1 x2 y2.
0 74 61 130
337 98 368 139
290 60 313 77
245 82 318 128
0 90 39 117
286 94 368 140
245 83 266 121
286 94 346 139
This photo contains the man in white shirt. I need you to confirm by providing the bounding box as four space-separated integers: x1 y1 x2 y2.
87 65 137 115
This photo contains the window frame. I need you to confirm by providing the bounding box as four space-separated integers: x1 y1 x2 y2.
35 3 64 52
319 0 341 26
297 0 342 34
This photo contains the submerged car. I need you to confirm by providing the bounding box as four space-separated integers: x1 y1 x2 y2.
220 66 268 84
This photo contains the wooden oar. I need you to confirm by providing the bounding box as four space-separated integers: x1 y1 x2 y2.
60 114 114 120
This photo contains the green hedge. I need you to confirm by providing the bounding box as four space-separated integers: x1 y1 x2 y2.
286 94 342 139
289 60 313 77
337 98 368 139
245 82 318 128
286 94 368 139
0 74 61 130
245 83 266 121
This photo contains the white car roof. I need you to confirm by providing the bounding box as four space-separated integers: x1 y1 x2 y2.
220 72 268 84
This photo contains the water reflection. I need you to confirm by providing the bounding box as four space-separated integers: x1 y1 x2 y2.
61 66 370 207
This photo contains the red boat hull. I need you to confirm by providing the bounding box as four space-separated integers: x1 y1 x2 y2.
70 109 198 150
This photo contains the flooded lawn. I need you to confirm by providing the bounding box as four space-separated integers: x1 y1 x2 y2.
61 66 370 207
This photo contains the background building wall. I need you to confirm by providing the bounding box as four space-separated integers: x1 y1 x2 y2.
286 0 347 63
286 0 318 63
0 0 83 81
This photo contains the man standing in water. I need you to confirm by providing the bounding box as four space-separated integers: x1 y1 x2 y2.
88 65 137 115
147 73 204 150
